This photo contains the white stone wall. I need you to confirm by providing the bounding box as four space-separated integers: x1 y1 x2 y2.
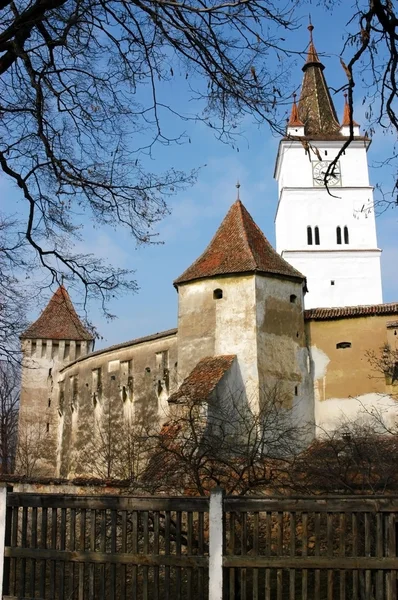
255 275 314 432
274 139 383 309
283 250 382 308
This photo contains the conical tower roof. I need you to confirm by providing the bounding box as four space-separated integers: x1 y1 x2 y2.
341 92 359 127
174 200 304 286
21 286 93 340
297 25 340 137
288 93 304 127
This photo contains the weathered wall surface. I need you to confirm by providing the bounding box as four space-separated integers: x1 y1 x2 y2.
255 275 314 431
57 331 178 478
18 339 92 476
213 276 258 408
176 280 217 382
307 315 398 431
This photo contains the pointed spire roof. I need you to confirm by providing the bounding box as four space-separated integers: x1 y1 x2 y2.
297 25 340 137
174 200 304 286
341 92 359 127
288 93 304 127
21 286 93 340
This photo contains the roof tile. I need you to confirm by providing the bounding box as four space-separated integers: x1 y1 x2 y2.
298 26 341 138
21 286 93 341
305 302 398 321
174 200 304 286
168 355 236 404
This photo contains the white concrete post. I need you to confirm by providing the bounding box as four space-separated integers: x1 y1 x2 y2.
0 484 8 598
209 487 224 600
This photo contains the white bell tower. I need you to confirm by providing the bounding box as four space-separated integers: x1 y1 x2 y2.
274 25 383 309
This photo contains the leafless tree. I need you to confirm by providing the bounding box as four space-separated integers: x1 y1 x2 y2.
144 384 309 496
0 362 19 473
0 0 301 316
77 402 157 482
325 1 398 198
288 412 398 495
15 417 49 477
0 214 32 363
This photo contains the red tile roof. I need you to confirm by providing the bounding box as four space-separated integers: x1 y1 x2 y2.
168 355 236 404
174 200 304 286
305 302 398 321
21 286 93 340
341 93 359 127
288 94 304 127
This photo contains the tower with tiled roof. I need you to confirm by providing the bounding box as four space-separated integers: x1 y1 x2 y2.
18 286 94 476
174 198 314 424
275 25 383 309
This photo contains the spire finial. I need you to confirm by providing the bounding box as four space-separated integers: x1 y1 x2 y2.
61 274 65 286
308 17 314 41
236 180 241 200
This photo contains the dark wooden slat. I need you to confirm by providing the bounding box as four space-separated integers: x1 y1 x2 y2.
165 511 171 600
339 512 346 600
240 511 247 600
3 503 12 597
224 498 398 513
187 511 193 600
143 510 149 600
21 506 28 598
120 511 127 600
222 556 398 569
132 511 138 600
59 507 67 600
365 512 371 599
68 508 76 600
39 507 47 600
30 506 38 599
100 510 106 600
88 509 95 600
302 512 308 600
198 511 205 599
7 494 209 512
110 510 117 600
229 511 235 600
153 511 160 600
376 512 383 600
276 512 283 600
352 512 358 600
388 513 396 600
78 509 86 600
10 505 18 596
50 507 57 600
253 512 259 600
265 511 271 600
327 513 333 600
314 512 320 600
289 512 296 600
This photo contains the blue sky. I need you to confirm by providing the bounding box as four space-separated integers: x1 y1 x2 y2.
2 2 398 350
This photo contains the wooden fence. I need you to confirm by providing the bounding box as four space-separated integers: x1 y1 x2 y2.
0 488 397 600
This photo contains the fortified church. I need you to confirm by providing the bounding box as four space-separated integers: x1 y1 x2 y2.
18 29 398 477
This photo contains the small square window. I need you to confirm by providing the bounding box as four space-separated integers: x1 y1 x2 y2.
331 280 335 286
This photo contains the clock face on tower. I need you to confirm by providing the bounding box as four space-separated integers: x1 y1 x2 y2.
312 160 341 187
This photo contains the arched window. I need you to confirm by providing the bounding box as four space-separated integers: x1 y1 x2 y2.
336 226 342 244
307 226 313 245
213 288 223 300
314 226 320 245
336 342 352 349
344 226 349 244
290 294 297 304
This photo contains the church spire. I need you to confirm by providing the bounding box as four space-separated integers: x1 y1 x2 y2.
297 25 340 137
341 92 359 127
288 93 304 127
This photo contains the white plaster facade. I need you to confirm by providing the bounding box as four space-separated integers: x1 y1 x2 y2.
274 139 383 309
